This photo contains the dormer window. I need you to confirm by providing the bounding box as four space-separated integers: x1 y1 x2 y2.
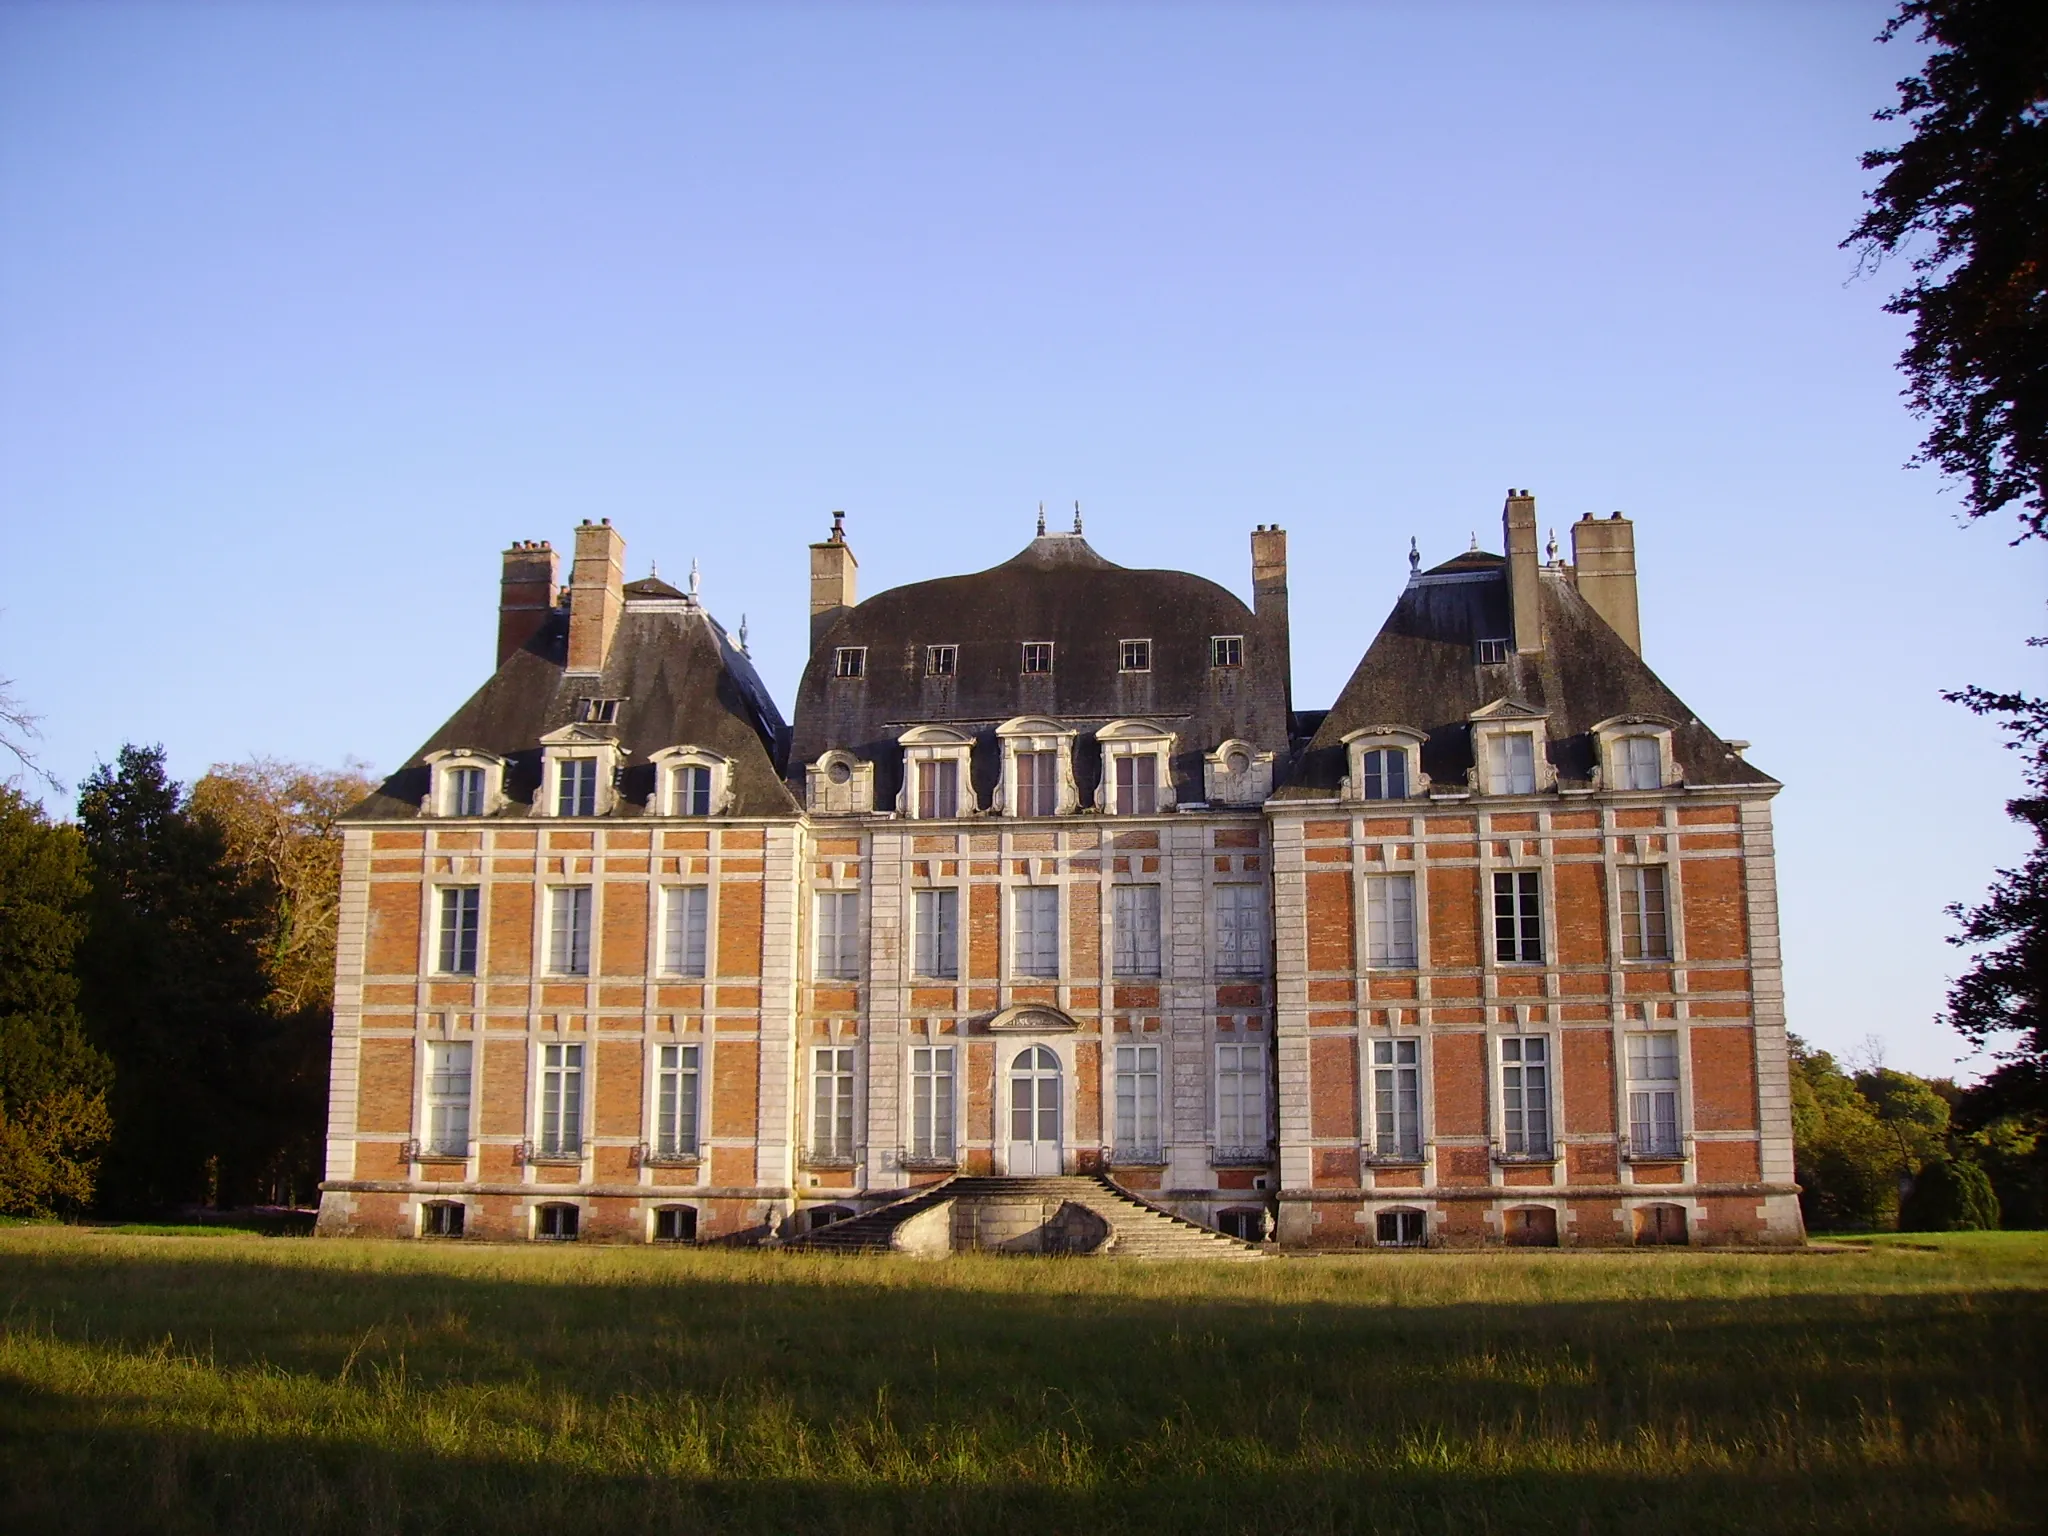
898 725 976 819
1618 736 1661 790
537 728 625 818
806 749 875 815
1114 755 1157 814
1487 733 1537 796
1340 727 1426 805
1361 749 1407 799
675 764 712 816
1022 642 1053 675
557 758 599 816
1098 720 1176 816
834 647 866 679
919 758 960 818
926 644 957 677
995 717 1079 817
423 749 509 819
649 746 734 819
1210 636 1243 669
1467 703 1556 799
1476 638 1510 665
576 697 620 724
1016 753 1057 815
450 766 486 817
1119 639 1151 673
1592 716 1680 794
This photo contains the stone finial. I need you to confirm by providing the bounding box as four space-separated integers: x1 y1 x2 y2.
738 614 749 653
1408 536 1420 575
1546 529 1559 563
1037 501 1046 537
1073 500 1083 535
688 558 701 602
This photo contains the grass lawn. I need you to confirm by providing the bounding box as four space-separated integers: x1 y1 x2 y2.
0 1228 2041 1534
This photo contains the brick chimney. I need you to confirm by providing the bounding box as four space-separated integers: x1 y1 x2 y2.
1503 488 1543 654
1571 511 1641 655
497 539 559 667
810 510 858 648
1251 524 1292 715
566 518 626 675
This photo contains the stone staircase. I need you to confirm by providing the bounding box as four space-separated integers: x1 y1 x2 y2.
786 1173 1268 1261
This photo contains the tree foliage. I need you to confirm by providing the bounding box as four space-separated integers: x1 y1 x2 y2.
1900 1154 2003 1229
1846 0 2048 539
1791 1038 1906 1229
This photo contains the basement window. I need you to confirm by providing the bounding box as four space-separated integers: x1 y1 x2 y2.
1210 636 1243 669
653 1205 698 1243
1475 638 1510 664
420 1201 466 1239
1022 641 1053 675
535 1203 580 1241
1376 1208 1427 1247
926 644 957 677
834 647 867 679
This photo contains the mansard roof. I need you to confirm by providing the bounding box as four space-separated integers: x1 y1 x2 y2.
1279 560 1773 798
348 598 795 821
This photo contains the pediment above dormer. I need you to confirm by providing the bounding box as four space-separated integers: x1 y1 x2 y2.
539 722 624 748
1467 697 1549 723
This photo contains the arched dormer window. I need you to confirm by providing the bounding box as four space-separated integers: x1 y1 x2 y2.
1203 739 1275 807
422 749 509 818
1096 720 1176 815
995 718 1079 817
1340 727 1428 803
806 749 875 815
1467 700 1556 797
1592 716 1680 793
897 725 976 819
649 746 734 818
537 726 625 818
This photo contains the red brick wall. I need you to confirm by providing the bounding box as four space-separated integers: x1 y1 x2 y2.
1553 862 1607 967
1563 1029 1615 1133
595 1039 641 1137
1683 858 1748 961
1305 871 1353 970
366 884 420 974
1431 1032 1485 1134
1428 867 1480 968
1690 1026 1758 1131
969 884 999 978
711 1040 759 1137
717 880 762 977
1309 1036 1358 1137
489 884 533 974
601 883 647 976
357 1038 415 1132
480 1040 526 1136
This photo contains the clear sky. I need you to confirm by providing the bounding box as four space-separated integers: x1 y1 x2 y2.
2 2 2041 1077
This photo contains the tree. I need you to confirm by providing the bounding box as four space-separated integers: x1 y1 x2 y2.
1845 1 2048 539
1855 1064 1954 1179
0 787 111 1213
1791 1037 1903 1229
0 676 60 793
1900 1154 2003 1229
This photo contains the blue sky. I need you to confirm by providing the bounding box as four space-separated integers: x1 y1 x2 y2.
2 2 2041 1076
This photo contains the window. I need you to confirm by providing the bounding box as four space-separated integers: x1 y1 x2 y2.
436 887 480 975
653 1206 697 1242
1113 754 1158 815
1492 871 1543 963
1627 1032 1682 1157
1372 1039 1422 1159
1022 641 1053 674
577 697 620 724
1120 639 1151 672
1361 748 1408 800
425 1042 472 1156
1114 1043 1161 1159
1112 884 1162 977
913 888 959 979
1486 732 1537 795
1216 1042 1265 1151
536 1202 579 1240
909 1045 956 1160
655 1044 701 1158
1376 1208 1427 1246
421 1200 465 1238
834 647 866 679
1216 1207 1267 1241
815 890 860 980
1499 1036 1551 1157
537 1043 584 1158
1366 874 1418 968
811 1046 855 1159
1012 886 1059 977
557 757 599 816
1015 751 1058 816
926 644 957 677
1215 884 1266 976
662 886 709 977
1476 638 1511 665
448 766 486 817
917 757 960 819
1618 735 1662 790
548 887 593 975
673 764 712 816
1210 635 1243 668
1620 866 1670 961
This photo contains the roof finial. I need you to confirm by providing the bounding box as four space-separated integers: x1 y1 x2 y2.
1469 530 1479 552
688 558 701 602
1546 528 1559 563
1073 499 1083 535
1408 536 1420 575
650 558 659 577
1036 501 1046 537
738 613 749 653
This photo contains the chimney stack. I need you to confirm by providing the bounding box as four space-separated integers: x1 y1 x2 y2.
1503 488 1543 654
810 510 858 648
1251 524 1293 716
566 518 626 675
497 539 559 668
1571 511 1641 654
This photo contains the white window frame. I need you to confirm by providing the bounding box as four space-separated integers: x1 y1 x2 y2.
1365 873 1418 968
1620 864 1672 962
1492 869 1543 964
435 885 481 975
1341 726 1426 804
1215 1041 1266 1155
1210 635 1244 668
810 1045 856 1161
1592 716 1680 793
1370 1037 1422 1160
1215 883 1266 976
1498 1035 1552 1158
908 1044 957 1162
1111 883 1162 978
536 1041 585 1159
661 884 710 978
1021 640 1054 675
913 887 959 980
649 745 734 818
814 890 861 981
422 749 508 819
653 1042 702 1159
1119 638 1151 673
1626 1030 1683 1159
1113 1042 1162 1161
424 1040 473 1157
833 646 867 679
537 727 624 818
897 725 976 819
1097 719 1176 816
995 717 1079 817
1468 705 1555 797
925 643 957 677
1011 885 1060 978
546 886 594 976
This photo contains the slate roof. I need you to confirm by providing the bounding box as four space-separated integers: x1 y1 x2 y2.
788 530 1290 809
1278 555 1773 798
347 592 796 821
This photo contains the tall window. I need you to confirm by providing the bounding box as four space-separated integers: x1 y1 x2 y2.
436 887 480 975
917 758 959 819
1210 635 1243 668
557 757 599 816
548 887 593 975
1021 641 1053 674
425 1041 472 1156
1619 736 1662 790
1360 748 1407 800
1015 751 1057 816
673 764 712 816
1114 754 1158 815
1627 1032 1681 1157
909 1045 955 1160
1372 1038 1421 1159
655 1044 700 1158
1365 874 1418 967
537 1043 583 1157
1486 732 1537 795
1112 885 1162 977
449 766 486 817
1012 887 1060 977
1492 871 1543 963
1499 1037 1550 1156
811 1046 855 1159
1215 884 1266 975
662 886 709 977
1114 1043 1161 1157
1216 1042 1265 1151
913 888 959 979
814 891 860 980
1621 866 1670 961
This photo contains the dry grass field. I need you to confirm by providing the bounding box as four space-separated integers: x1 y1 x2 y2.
0 1226 2041 1535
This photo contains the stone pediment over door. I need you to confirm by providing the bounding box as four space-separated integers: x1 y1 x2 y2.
983 1004 1081 1033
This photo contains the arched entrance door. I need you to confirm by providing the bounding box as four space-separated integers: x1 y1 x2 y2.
1007 1045 1062 1175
